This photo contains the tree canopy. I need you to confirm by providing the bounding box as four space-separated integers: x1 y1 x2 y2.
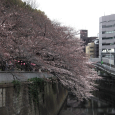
0 0 99 100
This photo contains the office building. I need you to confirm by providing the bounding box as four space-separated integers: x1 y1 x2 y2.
99 14 115 64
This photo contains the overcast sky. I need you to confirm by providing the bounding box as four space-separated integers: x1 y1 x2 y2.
23 0 115 37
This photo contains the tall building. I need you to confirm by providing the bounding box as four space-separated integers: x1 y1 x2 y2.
99 14 115 64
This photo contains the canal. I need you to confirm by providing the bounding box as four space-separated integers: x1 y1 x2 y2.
0 75 115 115
59 75 115 115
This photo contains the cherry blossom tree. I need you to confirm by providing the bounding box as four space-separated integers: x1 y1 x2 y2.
22 0 39 9
0 0 99 100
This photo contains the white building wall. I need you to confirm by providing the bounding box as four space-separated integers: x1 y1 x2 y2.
99 14 115 64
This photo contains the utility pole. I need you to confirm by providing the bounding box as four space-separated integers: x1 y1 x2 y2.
101 52 102 65
114 48 115 65
110 50 111 69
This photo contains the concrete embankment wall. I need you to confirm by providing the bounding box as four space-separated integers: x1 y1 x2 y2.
0 72 68 115
0 72 54 83
0 82 68 115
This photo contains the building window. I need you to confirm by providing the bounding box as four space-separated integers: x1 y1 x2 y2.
102 25 106 28
102 31 115 34
102 25 115 28
101 21 107 23
106 31 115 33
110 43 115 45
102 31 106 34
108 20 115 22
102 43 115 45
102 43 110 45
102 37 114 40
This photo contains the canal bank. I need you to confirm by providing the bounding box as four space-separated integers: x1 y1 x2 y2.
0 81 68 115
0 72 68 115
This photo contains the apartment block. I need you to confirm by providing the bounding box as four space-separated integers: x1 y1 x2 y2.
86 42 95 58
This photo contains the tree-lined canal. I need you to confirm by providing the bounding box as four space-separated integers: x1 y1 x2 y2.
59 75 115 115
0 75 115 115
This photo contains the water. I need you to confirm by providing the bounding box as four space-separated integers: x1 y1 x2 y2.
59 92 115 115
59 76 115 115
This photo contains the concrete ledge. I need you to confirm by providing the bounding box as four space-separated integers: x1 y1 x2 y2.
0 72 53 83
90 58 100 62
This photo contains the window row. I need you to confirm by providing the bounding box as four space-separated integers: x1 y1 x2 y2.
102 43 115 45
102 24 115 28
101 20 115 23
102 37 115 40
102 31 115 34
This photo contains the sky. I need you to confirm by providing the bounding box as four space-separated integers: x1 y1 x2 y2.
23 0 115 37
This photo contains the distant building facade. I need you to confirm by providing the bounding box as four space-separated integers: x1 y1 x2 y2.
86 39 99 58
86 42 95 58
79 30 97 52
80 30 88 42
94 39 99 58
